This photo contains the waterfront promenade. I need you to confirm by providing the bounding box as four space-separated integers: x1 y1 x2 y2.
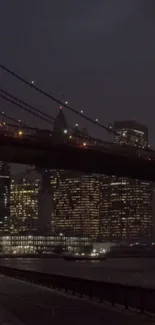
0 274 153 325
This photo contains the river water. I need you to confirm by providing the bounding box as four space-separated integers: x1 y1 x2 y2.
0 257 155 288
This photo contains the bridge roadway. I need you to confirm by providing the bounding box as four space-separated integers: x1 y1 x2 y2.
0 132 154 181
0 275 151 325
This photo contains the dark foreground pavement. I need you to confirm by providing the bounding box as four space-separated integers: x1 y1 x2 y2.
0 275 153 325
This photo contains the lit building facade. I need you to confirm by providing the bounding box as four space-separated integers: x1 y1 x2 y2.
51 171 100 239
0 235 92 255
100 121 153 242
113 120 148 147
0 162 10 234
10 169 41 234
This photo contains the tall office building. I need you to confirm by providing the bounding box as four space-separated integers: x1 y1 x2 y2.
38 169 54 234
51 171 100 239
49 109 101 238
113 120 148 147
0 162 10 234
100 121 153 242
10 169 41 234
36 108 68 233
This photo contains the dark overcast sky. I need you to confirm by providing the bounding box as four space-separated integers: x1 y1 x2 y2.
0 0 155 147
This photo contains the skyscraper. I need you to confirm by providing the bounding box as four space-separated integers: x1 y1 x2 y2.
0 162 10 234
38 169 54 234
100 121 153 242
51 171 100 239
113 120 148 147
10 169 41 234
36 107 68 234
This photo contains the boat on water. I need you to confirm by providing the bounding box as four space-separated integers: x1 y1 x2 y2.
63 254 106 261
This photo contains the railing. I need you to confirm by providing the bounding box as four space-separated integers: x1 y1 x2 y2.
0 265 155 314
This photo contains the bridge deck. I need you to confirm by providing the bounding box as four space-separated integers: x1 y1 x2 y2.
0 133 154 180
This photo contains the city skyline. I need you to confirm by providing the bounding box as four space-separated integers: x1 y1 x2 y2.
0 0 155 245
1 2 155 321
0 111 152 245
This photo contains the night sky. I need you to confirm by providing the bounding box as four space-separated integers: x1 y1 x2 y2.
0 0 155 149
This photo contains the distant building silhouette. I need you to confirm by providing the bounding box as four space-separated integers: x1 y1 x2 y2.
53 107 67 142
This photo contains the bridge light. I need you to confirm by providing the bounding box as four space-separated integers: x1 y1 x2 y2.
18 130 23 136
83 142 87 147
95 118 98 122
31 80 34 84
81 110 83 114
75 124 79 127
64 129 68 134
65 101 68 105
69 135 72 139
